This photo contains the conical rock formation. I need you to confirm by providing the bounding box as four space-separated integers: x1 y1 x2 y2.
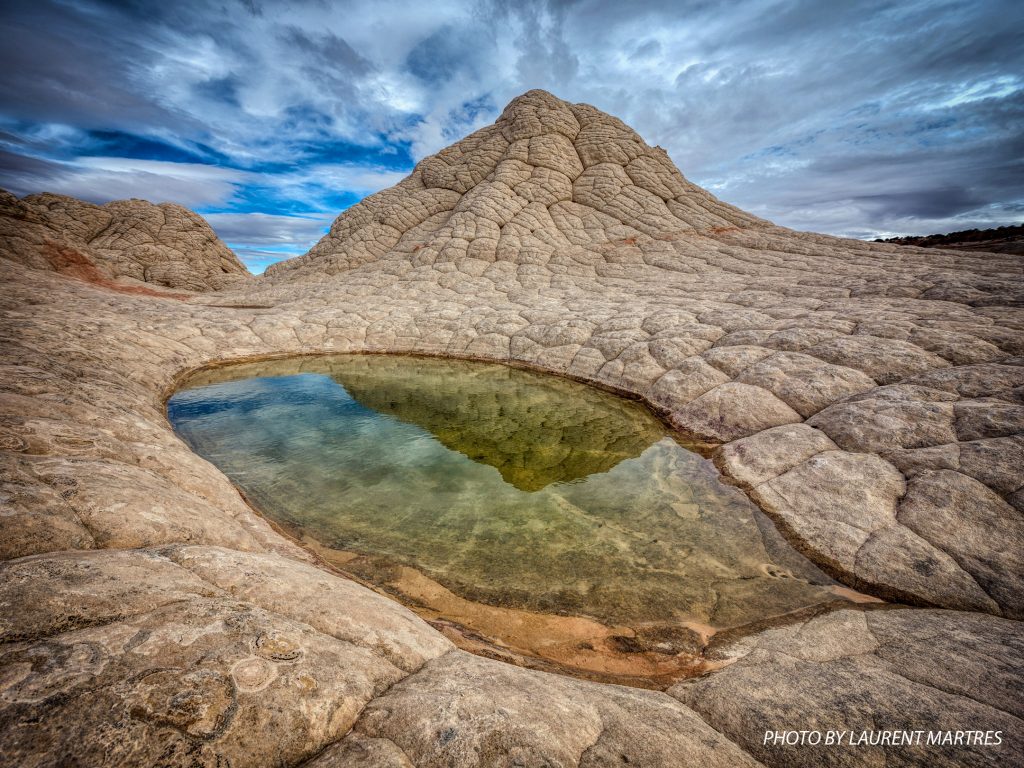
267 90 765 279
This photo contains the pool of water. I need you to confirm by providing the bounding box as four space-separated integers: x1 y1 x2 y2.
168 354 865 686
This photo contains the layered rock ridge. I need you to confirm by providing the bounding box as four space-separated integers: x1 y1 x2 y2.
0 89 1021 766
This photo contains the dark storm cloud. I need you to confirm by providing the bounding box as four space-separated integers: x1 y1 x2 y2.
0 1 191 131
405 25 487 84
0 0 1021 266
280 27 374 75
193 76 244 108
0 149 64 182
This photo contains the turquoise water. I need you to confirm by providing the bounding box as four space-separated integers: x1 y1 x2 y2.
168 355 850 636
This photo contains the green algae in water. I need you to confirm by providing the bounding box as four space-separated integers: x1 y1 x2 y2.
168 355 850 632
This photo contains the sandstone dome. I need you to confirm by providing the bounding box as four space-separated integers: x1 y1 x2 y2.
261 89 1020 314
266 90 766 280
0 189 249 292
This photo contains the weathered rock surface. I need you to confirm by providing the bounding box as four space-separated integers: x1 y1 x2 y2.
0 89 1021 766
671 608 1024 767
318 650 761 768
0 188 249 292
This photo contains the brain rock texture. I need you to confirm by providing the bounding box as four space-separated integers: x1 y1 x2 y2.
0 188 249 292
0 89 1021 767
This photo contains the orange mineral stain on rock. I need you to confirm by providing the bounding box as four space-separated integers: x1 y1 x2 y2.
42 241 191 300
302 538 714 689
829 585 886 604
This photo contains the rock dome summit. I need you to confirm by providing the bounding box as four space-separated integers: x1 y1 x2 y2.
0 90 1022 767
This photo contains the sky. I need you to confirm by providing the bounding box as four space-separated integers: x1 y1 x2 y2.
0 0 1021 273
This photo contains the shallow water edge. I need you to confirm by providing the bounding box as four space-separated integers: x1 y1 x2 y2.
166 352 884 689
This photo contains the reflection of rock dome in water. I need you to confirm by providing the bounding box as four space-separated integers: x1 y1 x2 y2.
169 353 849 641
331 356 664 491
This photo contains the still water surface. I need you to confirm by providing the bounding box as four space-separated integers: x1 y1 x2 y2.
168 354 862 686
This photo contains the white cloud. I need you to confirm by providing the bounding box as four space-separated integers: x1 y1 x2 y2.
2 155 251 207
204 211 333 245
231 245 306 275
299 164 409 195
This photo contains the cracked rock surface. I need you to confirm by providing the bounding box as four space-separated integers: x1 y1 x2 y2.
0 89 1021 766
0 188 249 292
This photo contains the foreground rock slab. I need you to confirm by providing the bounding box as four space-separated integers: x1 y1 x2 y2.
316 650 761 768
672 608 1024 767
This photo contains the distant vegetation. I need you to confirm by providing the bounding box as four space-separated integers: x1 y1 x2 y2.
875 224 1023 255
